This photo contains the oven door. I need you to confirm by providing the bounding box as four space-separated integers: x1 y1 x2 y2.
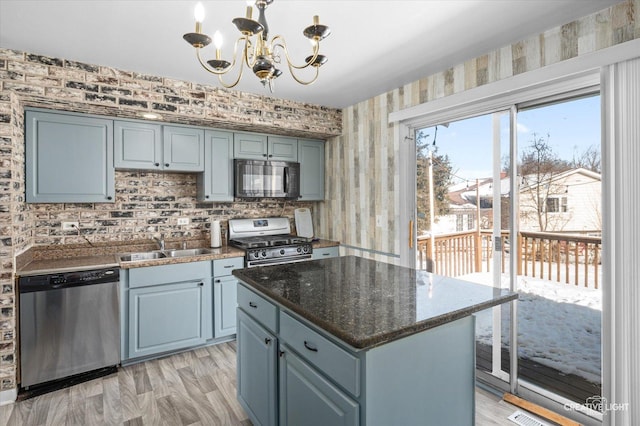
235 159 300 199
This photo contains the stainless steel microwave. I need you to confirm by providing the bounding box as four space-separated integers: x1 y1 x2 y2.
234 159 300 199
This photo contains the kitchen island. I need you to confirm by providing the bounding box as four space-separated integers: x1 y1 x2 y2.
233 255 517 426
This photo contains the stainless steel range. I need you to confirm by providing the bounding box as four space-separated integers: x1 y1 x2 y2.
229 217 312 267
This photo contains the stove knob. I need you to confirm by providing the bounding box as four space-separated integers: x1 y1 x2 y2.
261 250 267 257
302 245 310 254
280 249 285 256
252 252 260 259
297 247 302 253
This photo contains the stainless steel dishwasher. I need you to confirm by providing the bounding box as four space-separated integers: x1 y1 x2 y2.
19 267 120 388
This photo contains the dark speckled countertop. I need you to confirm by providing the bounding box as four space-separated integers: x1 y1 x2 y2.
233 255 517 350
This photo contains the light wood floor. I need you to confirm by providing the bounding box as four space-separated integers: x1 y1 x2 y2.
0 341 520 425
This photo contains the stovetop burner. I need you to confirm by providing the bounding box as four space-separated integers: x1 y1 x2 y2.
230 234 310 249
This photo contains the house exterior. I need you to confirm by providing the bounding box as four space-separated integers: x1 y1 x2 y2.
438 168 601 234
519 168 601 232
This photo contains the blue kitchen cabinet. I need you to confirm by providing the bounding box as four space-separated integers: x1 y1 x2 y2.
298 139 325 200
197 130 234 202
279 346 358 426
114 121 204 172
234 133 298 161
114 120 163 170
213 256 244 337
237 308 278 426
122 261 212 360
25 110 115 203
311 246 339 260
162 125 205 171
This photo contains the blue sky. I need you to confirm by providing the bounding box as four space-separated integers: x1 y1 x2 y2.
418 95 601 183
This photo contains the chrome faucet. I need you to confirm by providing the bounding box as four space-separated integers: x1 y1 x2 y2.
153 234 165 251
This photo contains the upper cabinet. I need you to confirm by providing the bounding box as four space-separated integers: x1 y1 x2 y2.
162 126 205 172
197 130 234 202
114 121 204 172
114 121 162 169
25 110 115 203
298 139 325 201
234 133 298 162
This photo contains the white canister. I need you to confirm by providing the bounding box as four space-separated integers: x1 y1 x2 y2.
211 220 222 248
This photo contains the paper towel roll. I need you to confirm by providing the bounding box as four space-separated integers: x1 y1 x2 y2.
211 220 221 248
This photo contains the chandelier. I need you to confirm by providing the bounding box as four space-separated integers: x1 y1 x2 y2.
183 0 331 92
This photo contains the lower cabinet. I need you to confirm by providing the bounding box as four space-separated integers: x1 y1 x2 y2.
128 279 212 359
214 275 238 338
237 309 278 426
279 346 358 426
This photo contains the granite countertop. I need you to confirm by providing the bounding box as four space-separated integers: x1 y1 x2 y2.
233 255 518 350
16 245 245 276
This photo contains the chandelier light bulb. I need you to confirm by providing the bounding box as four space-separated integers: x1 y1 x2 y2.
213 31 224 50
194 2 205 23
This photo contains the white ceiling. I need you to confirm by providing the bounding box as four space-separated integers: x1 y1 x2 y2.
0 0 622 109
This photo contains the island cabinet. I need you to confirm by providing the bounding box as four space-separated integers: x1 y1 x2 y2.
114 121 204 172
234 133 298 162
212 256 244 337
234 256 518 426
25 109 115 203
121 261 213 361
197 130 234 202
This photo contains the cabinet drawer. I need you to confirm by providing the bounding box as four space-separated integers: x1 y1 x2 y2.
311 246 339 260
280 312 360 397
213 257 244 276
129 261 211 288
237 284 277 333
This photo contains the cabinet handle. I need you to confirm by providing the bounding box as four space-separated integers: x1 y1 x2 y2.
322 253 330 256
215 279 221 283
268 154 273 158
279 350 285 358
249 302 257 308
154 162 160 167
106 196 113 200
205 195 210 199
224 265 234 268
264 338 272 345
262 154 267 157
303 341 318 352
198 282 204 286
165 163 170 167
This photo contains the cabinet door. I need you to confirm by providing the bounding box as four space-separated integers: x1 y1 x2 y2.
197 130 234 202
25 110 115 203
214 275 238 338
234 132 268 160
114 120 162 170
237 309 277 426
279 346 359 426
311 246 339 260
162 126 205 172
268 136 298 161
298 139 325 201
128 280 212 359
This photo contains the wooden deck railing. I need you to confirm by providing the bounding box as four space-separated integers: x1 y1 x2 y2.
417 230 602 288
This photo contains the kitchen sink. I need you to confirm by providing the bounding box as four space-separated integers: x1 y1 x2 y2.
118 248 216 262
118 251 167 262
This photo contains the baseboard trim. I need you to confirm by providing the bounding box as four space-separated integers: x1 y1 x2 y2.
0 388 17 405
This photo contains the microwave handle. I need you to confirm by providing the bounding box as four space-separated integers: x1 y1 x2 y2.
284 167 290 193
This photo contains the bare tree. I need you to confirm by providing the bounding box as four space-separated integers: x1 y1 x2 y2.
518 133 572 231
572 145 601 173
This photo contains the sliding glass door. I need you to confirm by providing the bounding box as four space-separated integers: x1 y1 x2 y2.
411 91 602 418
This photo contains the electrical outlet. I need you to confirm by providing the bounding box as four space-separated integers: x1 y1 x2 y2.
62 221 79 230
177 217 190 226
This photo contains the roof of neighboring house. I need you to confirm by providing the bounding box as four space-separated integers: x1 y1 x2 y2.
520 167 601 190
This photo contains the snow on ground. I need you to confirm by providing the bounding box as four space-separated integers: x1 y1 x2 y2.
464 272 602 384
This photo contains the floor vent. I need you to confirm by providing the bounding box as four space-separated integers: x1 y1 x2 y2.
508 410 552 426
